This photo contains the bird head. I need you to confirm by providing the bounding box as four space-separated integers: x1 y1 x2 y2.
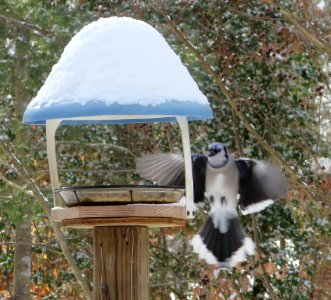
206 142 229 168
207 142 226 157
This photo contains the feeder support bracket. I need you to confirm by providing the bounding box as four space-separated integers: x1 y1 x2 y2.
46 119 61 206
176 116 195 219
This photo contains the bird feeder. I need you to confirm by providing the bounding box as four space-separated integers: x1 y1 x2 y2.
23 17 212 299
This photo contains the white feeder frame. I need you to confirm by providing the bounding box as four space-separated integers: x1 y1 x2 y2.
46 115 195 219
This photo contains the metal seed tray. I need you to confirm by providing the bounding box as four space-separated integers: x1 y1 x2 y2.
55 185 185 207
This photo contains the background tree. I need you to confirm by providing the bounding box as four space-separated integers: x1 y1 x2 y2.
0 0 330 299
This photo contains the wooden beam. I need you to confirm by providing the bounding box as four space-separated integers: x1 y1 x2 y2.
51 204 186 222
93 226 149 300
61 217 185 228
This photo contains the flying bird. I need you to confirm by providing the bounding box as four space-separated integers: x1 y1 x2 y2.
136 142 287 268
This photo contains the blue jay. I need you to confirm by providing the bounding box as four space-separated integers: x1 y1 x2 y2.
137 142 287 268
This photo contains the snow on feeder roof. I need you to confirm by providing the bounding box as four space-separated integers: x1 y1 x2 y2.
23 17 213 125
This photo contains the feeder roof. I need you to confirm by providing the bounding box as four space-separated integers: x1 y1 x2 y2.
23 17 213 125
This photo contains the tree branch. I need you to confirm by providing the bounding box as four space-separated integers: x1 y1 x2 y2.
57 141 137 157
234 126 277 300
149 1 299 182
252 215 281 300
0 13 56 40
264 0 331 57
0 141 92 300
0 173 33 197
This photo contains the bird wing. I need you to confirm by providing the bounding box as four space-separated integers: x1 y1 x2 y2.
235 159 287 215
136 153 185 186
191 154 208 204
136 153 208 204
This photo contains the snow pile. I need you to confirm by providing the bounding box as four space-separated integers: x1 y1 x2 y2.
28 17 209 110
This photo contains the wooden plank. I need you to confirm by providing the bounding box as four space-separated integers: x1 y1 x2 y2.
93 226 149 300
51 204 186 222
61 217 186 228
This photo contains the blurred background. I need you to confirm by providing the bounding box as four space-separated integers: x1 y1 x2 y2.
0 0 330 299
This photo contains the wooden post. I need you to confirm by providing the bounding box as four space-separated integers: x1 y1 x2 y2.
93 226 149 300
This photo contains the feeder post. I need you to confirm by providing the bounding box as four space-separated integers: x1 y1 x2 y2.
93 226 149 300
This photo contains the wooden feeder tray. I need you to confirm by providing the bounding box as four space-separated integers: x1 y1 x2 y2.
55 185 185 207
52 185 187 228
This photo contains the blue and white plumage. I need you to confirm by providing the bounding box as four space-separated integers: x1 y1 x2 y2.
137 142 287 268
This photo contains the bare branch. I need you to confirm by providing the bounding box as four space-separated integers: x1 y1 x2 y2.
264 0 331 57
251 215 281 300
0 13 57 40
234 128 277 299
148 1 299 182
0 173 33 197
57 141 137 157
0 141 93 300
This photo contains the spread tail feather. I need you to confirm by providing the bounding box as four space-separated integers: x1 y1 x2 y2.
191 216 255 268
